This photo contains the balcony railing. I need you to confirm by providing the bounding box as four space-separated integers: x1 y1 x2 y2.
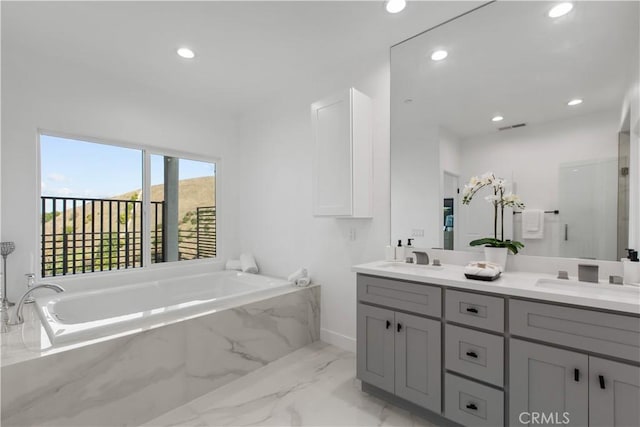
41 196 216 277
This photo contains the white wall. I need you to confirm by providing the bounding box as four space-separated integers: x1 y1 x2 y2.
458 110 620 258
235 54 390 351
1 46 240 301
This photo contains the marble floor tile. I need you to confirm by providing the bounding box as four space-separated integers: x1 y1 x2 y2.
144 342 440 427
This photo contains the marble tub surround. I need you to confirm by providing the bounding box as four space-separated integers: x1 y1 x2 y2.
144 342 437 427
1 285 319 427
353 260 639 314
1 281 312 368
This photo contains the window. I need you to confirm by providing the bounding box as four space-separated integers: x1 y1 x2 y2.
40 134 216 277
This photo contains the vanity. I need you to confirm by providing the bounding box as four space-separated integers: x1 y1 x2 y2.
353 261 640 427
374 0 640 424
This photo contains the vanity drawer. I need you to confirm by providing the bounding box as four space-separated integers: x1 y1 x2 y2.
445 373 504 427
445 324 504 386
357 275 441 318
510 300 640 362
445 289 504 332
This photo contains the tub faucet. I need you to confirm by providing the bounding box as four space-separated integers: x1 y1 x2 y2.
10 283 65 326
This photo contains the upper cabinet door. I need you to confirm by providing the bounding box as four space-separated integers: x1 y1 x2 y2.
510 339 588 427
394 312 441 412
589 357 640 427
311 88 372 217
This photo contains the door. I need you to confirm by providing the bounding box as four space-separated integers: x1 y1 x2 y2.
356 304 395 393
589 356 640 427
510 339 588 426
394 312 441 412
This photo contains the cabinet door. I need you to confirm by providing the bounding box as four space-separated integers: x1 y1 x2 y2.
510 339 588 426
356 304 395 393
589 357 640 427
311 90 352 216
394 312 441 412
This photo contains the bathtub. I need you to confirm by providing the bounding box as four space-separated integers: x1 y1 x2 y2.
35 270 292 345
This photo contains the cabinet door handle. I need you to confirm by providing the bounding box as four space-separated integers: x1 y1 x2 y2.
386 320 391 329
465 351 479 359
466 307 479 314
466 403 478 411
397 323 402 332
574 369 580 382
599 375 605 389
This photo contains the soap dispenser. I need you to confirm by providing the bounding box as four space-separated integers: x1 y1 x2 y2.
405 238 414 262
623 249 639 285
396 240 404 261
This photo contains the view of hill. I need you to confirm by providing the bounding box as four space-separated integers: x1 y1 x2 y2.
41 176 216 275
43 176 215 234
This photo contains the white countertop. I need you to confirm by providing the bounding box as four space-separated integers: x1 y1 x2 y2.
352 261 640 315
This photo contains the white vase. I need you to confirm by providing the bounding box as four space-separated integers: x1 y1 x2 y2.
484 246 508 270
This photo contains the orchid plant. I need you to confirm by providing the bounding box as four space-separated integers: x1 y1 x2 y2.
462 172 526 254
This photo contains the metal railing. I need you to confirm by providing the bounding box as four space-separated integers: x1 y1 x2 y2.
41 196 216 277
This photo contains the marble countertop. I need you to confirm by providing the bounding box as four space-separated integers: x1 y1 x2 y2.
0 284 318 368
352 261 640 315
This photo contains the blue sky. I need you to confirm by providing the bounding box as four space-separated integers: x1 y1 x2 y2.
40 134 215 199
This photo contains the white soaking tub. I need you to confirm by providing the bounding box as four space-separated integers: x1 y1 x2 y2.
35 271 292 345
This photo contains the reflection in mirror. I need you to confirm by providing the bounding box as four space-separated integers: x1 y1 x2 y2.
391 1 639 261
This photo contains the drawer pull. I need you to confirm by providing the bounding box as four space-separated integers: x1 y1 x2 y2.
397 323 403 332
574 368 580 382
466 307 479 314
599 375 605 389
386 320 391 329
466 403 478 411
465 351 479 359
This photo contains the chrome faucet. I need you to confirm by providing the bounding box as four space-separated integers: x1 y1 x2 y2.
10 283 65 326
413 251 430 265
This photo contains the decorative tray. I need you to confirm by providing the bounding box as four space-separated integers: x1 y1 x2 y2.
464 272 502 281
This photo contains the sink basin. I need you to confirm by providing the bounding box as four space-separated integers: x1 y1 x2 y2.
377 262 444 271
535 278 640 298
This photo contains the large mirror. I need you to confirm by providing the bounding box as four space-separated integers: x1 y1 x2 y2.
391 1 639 261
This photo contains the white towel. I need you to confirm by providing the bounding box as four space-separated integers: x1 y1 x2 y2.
240 253 259 274
464 261 502 277
287 268 308 283
225 259 242 271
522 209 544 239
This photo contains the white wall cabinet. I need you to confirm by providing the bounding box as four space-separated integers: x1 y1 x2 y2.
311 88 372 217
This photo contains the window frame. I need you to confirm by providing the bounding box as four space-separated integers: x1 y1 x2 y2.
36 129 221 280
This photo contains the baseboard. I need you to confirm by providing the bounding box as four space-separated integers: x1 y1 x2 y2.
320 328 356 352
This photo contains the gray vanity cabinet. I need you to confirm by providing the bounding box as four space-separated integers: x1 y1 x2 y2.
356 304 395 392
357 303 441 412
394 312 441 411
589 357 640 427
509 339 588 427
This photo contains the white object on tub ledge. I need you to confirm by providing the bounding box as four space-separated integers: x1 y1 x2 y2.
240 253 259 273
288 268 308 283
225 259 242 271
522 209 544 239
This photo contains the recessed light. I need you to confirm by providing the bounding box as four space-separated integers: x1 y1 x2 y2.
385 0 406 14
567 98 583 106
430 50 448 61
548 2 573 18
492 115 504 122
177 47 195 59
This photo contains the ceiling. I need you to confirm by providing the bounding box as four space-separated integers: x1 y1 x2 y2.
392 1 640 139
2 0 482 115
